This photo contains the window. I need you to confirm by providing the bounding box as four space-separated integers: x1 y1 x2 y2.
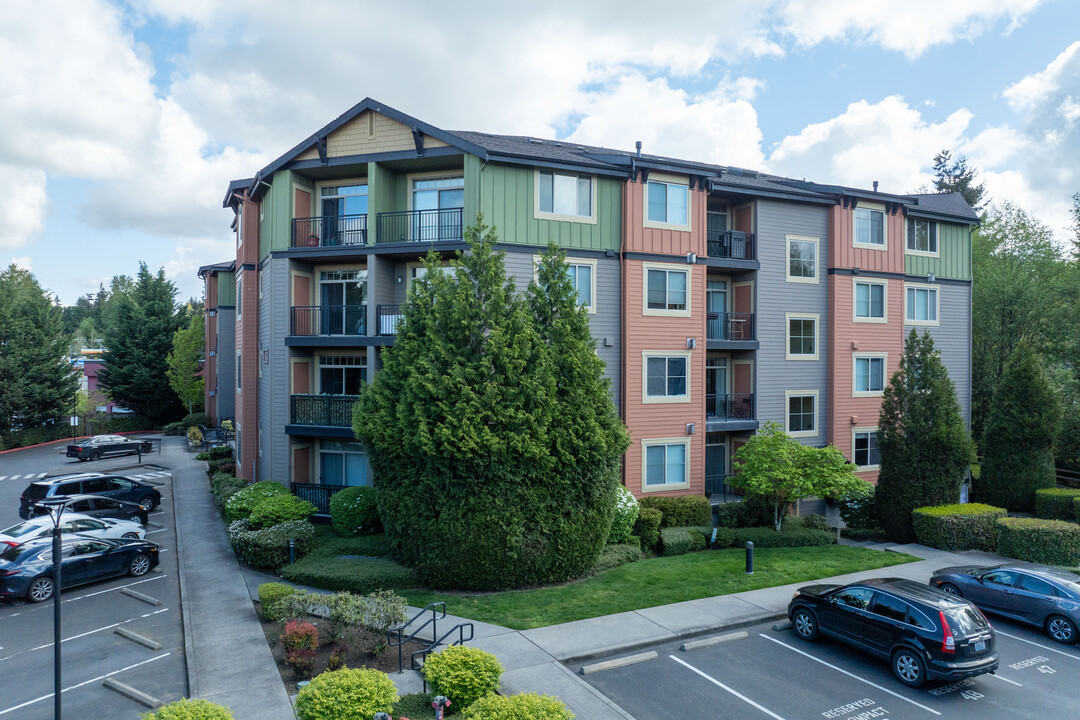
854 281 886 320
319 354 367 395
236 277 242 317
1017 574 1058 596
320 183 368 245
982 570 1018 587
646 356 688 399
537 171 593 219
854 356 886 394
855 207 885 246
319 440 370 487
411 176 464 242
786 391 817 437
644 266 689 314
853 430 880 469
786 314 818 360
319 269 367 335
906 218 937 254
646 180 689 227
832 587 873 610
786 236 818 282
643 440 689 490
872 594 909 623
567 262 594 310
905 284 939 324
236 352 242 391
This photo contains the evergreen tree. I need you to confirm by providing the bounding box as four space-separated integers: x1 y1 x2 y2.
978 342 1061 511
876 330 975 542
932 150 987 213
0 265 79 435
166 312 205 414
99 264 184 424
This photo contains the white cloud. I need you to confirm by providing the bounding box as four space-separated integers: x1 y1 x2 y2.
1003 40 1080 110
0 166 47 251
8 256 33 271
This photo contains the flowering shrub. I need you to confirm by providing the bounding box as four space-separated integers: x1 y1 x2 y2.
329 486 382 536
607 486 640 544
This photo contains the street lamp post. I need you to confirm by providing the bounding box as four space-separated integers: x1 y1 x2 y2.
39 495 71 720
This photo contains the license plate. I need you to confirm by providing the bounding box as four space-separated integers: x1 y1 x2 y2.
973 640 986 652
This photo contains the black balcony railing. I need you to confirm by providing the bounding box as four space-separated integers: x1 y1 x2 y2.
290 482 345 514
290 305 367 336
290 394 359 427
706 393 755 421
292 214 368 248
706 312 756 341
707 230 755 261
377 304 403 335
377 208 463 244
705 473 738 496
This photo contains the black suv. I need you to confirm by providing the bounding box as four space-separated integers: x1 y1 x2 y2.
19 473 162 520
788 577 998 687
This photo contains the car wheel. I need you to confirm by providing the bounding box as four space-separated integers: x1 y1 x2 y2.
128 554 151 577
892 648 927 687
122 532 140 539
139 442 151 453
129 514 145 524
27 576 55 603
89 450 102 461
939 583 962 597
792 607 820 641
138 495 157 512
1046 615 1078 644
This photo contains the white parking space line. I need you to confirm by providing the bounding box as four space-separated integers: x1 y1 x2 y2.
996 630 1080 661
758 635 942 716
0 608 169 662
1 576 167 619
0 653 171 717
668 655 787 720
9 475 19 480
989 673 1023 687
146 528 167 535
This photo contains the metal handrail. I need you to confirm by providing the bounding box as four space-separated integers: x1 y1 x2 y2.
707 230 755 260
706 312 756 341
410 622 475 674
388 602 446 674
376 304 403 336
290 305 367 336
377 208 463 244
292 214 367 247
706 393 755 420
289 394 359 427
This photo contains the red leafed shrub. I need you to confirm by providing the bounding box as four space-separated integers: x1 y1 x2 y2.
281 620 318 652
285 648 317 678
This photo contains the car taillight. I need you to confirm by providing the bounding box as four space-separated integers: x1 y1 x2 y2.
939 611 955 654
0 569 18 577
2 541 19 549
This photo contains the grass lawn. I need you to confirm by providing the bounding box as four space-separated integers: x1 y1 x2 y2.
403 545 917 630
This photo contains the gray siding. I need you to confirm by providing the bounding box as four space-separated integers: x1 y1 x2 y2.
258 258 291 482
905 282 972 429
755 199 830 445
214 308 236 421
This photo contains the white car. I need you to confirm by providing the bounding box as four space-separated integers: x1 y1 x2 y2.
0 513 146 548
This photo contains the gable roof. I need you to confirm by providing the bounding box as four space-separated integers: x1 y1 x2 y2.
908 193 980 224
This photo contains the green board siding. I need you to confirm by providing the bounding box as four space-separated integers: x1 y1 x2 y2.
905 222 971 281
217 271 236 306
471 157 621 250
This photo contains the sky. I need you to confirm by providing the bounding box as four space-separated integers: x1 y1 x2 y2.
2 0 1079 304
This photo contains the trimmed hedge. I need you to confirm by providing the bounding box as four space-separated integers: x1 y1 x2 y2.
632 507 662 552
714 495 775 529
228 519 316 570
422 645 503 712
660 527 695 557
248 494 317 530
590 543 644 574
1075 496 1080 523
281 555 421 595
294 668 397 720
209 444 233 460
638 495 712 528
729 526 835 548
328 486 382 536
607 486 640 544
258 582 296 621
997 517 1080 566
1035 488 1080 521
210 472 246 510
912 503 1007 552
462 693 574 720
223 481 289 523
141 698 234 719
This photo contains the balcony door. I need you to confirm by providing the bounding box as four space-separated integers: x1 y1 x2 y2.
706 357 728 420
320 184 368 245
318 354 366 396
705 432 729 496
319 440 369 487
319 270 367 335
412 176 464 241
707 280 728 340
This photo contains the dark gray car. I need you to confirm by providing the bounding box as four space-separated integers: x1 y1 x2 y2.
930 565 1080 644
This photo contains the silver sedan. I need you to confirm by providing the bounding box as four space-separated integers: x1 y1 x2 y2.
0 513 146 548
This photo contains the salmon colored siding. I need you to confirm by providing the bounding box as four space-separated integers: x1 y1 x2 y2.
293 446 310 484
828 205 906 273
622 180 707 255
235 192 260 481
292 361 310 395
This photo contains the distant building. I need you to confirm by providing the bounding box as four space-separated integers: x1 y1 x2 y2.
73 351 129 415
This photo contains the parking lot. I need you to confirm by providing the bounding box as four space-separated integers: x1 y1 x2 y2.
581 616 1080 720
0 440 187 718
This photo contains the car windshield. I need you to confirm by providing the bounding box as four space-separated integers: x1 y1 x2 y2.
26 485 48 500
1 522 42 537
947 607 990 636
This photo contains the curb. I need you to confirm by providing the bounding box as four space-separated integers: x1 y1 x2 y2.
174 448 200 698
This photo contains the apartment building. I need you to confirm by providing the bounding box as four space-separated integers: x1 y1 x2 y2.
201 98 977 510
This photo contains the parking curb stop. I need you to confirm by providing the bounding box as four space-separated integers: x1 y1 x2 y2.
580 651 658 675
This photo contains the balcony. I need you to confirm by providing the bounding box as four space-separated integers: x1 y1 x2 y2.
292 214 368 248
286 394 359 438
376 304 403 335
705 393 757 432
377 208 463 244
291 305 367 337
707 230 757 267
706 312 758 350
706 474 742 505
291 482 345 515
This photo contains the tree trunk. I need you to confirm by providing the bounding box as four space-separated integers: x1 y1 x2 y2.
774 502 782 531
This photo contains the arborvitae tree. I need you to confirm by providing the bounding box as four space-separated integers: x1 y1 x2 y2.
166 312 205 414
876 330 975 542
932 149 987 214
978 342 1061 511
354 222 627 590
0 265 78 434
99 264 184 424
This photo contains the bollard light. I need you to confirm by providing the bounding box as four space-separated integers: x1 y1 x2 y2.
39 495 73 720
745 540 754 574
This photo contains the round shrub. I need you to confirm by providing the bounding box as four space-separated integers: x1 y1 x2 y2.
632 507 662 552
187 426 203 445
183 412 214 429
141 698 234 719
228 519 316 570
211 473 247 511
912 503 1006 551
996 517 1080 566
208 444 233 460
329 486 382 536
607 486 640 544
462 693 574 720
294 668 397 720
248 494 317 530
1034 488 1080 521
223 481 289 523
838 482 877 530
422 645 503 711
590 543 643 575
257 582 296 621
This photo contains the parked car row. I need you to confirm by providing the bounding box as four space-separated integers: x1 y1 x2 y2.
19 473 161 519
788 565 1080 688
0 535 160 602
66 434 152 461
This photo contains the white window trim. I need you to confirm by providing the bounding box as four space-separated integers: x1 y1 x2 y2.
533 170 597 224
852 278 889 324
640 437 691 493
405 170 465 212
785 234 819 284
642 261 692 318
405 260 456 292
314 177 368 214
236 352 242 394
852 426 881 471
785 312 820 361
905 217 940 258
236 277 242 318
784 389 819 438
315 351 368 395
853 202 888 250
641 350 692 404
643 173 692 231
852 352 889 397
904 282 940 327
532 255 598 314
